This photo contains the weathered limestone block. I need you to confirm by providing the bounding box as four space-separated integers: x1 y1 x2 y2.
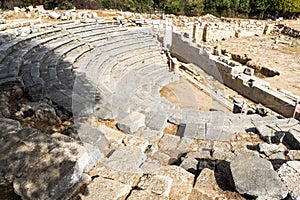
154 165 194 200
212 141 236 162
185 149 211 160
146 112 169 131
117 112 145 134
206 122 236 141
189 168 245 200
231 141 260 157
157 134 181 157
151 151 172 166
284 127 300 150
183 122 205 139
230 155 288 199
177 137 198 154
140 159 163 174
253 118 298 144
77 122 107 152
89 146 146 186
135 129 163 145
123 134 149 153
259 143 286 157
79 176 131 200
127 189 168 200
62 173 91 200
13 141 92 200
0 128 42 186
88 161 142 186
180 157 198 174
269 151 286 161
278 161 300 200
106 146 147 173
97 124 126 146
288 150 300 160
138 174 173 197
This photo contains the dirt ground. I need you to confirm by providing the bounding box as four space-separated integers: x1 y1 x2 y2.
160 76 238 112
209 23 300 97
160 77 213 111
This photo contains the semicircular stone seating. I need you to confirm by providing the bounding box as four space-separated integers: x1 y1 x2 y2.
1 19 299 200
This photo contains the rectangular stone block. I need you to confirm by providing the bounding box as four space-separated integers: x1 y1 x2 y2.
117 112 146 134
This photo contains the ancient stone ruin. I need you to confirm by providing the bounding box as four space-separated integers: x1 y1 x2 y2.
0 6 299 200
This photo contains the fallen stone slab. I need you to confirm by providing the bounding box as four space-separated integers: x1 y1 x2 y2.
230 155 288 199
106 146 147 173
88 161 142 186
76 122 107 152
259 143 286 157
123 134 149 153
150 151 172 166
137 128 163 145
176 137 198 154
206 122 237 141
117 111 145 134
153 165 194 200
13 140 92 200
138 174 173 197
189 168 245 200
96 124 126 147
179 157 198 174
157 134 180 158
145 112 169 131
278 161 300 200
212 141 236 162
253 118 298 144
183 122 206 139
284 126 300 150
0 128 39 187
140 159 163 174
79 176 131 200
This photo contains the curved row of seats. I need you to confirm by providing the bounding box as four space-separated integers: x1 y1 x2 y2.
0 19 288 140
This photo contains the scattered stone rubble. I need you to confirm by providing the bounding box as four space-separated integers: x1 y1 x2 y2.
279 24 300 38
0 8 299 200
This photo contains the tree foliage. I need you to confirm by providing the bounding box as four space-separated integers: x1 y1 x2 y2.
0 0 299 19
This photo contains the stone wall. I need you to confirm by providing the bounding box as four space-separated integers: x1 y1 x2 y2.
170 31 299 120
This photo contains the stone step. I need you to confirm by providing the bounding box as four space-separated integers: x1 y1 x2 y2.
40 42 87 85
0 28 63 62
56 21 97 30
87 30 149 47
110 49 161 78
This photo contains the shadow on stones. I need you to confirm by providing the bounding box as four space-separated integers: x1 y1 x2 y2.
246 144 260 151
0 26 106 199
269 159 287 171
180 157 237 192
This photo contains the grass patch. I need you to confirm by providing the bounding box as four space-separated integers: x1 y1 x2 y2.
283 46 300 52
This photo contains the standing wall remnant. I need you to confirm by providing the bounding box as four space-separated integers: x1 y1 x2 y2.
170 31 299 120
